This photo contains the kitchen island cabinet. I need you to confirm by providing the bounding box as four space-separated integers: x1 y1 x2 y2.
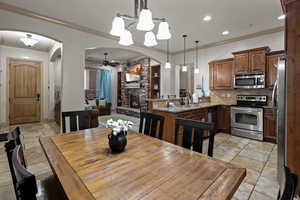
152 103 232 143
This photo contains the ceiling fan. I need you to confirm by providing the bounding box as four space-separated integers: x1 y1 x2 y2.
102 52 121 67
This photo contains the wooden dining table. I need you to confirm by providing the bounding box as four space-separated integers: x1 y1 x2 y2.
39 128 246 200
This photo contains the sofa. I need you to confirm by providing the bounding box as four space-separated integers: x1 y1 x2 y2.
85 99 112 116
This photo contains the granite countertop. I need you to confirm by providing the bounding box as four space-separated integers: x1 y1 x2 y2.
153 102 234 113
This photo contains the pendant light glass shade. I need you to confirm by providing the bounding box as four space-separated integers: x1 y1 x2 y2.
194 40 200 73
137 9 155 31
157 22 171 40
144 32 157 47
165 62 171 69
20 34 38 47
110 16 125 37
182 66 188 72
119 29 134 46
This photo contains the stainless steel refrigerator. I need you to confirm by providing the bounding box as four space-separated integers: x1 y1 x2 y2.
273 57 287 198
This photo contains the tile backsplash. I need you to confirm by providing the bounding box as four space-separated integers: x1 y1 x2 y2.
210 89 273 105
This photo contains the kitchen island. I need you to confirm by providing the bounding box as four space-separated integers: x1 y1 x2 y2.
152 103 232 143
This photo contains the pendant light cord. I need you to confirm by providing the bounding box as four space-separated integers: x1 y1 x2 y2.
183 35 187 66
195 41 199 69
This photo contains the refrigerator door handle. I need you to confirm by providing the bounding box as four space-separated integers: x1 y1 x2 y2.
272 80 278 118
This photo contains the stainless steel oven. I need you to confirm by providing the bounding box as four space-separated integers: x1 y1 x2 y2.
231 107 264 140
231 95 267 141
234 73 265 89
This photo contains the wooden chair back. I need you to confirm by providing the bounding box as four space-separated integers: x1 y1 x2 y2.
62 110 92 133
175 118 216 157
12 145 38 200
279 167 298 200
139 112 165 139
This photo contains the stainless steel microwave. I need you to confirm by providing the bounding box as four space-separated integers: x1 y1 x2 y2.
234 73 265 89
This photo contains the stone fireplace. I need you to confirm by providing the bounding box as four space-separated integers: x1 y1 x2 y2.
120 58 150 111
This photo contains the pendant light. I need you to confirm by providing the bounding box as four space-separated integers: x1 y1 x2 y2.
182 35 187 72
110 15 125 37
194 41 200 74
119 29 134 46
20 34 39 47
165 40 171 69
111 0 171 47
144 31 157 47
136 1 154 31
157 21 171 40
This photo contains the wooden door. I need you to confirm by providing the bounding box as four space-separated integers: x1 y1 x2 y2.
266 51 285 88
234 52 249 74
9 59 41 125
249 50 267 73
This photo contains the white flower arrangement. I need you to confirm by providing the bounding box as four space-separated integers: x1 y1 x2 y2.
106 119 134 135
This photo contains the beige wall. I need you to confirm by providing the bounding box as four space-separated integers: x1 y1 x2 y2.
0 10 170 122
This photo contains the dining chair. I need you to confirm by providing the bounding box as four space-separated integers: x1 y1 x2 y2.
139 112 165 139
62 110 95 133
278 166 298 200
10 145 68 200
0 126 21 143
174 118 216 157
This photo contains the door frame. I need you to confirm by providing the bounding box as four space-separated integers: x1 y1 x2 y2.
6 57 44 124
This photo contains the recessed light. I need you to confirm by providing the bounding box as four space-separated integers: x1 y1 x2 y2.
222 30 229 35
203 15 212 21
23 56 30 59
277 14 286 20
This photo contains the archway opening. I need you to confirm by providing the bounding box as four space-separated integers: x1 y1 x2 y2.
84 47 161 119
0 30 63 125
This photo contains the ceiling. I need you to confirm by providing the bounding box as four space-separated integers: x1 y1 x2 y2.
0 0 284 52
86 48 144 63
0 31 56 52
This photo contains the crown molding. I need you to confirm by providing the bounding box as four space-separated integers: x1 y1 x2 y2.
0 2 167 54
0 2 284 56
171 26 284 55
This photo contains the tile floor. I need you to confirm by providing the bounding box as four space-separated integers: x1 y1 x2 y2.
0 120 278 200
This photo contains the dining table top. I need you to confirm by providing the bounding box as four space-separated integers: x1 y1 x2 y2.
39 128 246 200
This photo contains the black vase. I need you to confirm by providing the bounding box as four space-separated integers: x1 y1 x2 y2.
108 130 127 153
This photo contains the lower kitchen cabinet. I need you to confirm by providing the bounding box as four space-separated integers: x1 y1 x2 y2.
264 108 276 143
216 105 231 134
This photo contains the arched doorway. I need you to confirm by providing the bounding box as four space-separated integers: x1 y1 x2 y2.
84 47 161 119
0 30 63 125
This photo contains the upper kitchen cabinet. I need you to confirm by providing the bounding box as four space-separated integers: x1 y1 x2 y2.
233 47 270 74
266 50 285 88
209 58 234 90
233 51 249 74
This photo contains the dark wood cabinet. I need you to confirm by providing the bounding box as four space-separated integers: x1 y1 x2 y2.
266 51 285 88
281 1 300 193
263 108 276 143
209 62 215 90
216 105 231 133
209 58 234 90
233 47 270 74
249 50 268 73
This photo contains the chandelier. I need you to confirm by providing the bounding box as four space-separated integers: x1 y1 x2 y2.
110 0 172 47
